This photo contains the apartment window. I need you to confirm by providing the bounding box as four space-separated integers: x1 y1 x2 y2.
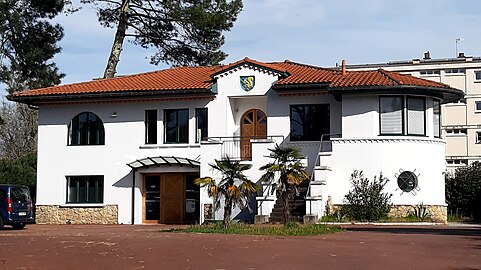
290 104 330 141
476 132 481 144
445 69 466 74
195 108 208 143
475 71 481 81
476 101 481 112
165 109 189 143
433 100 441 138
379 96 426 136
420 70 440 76
446 159 468 166
68 112 105 146
445 128 467 135
145 110 157 144
67 176 104 204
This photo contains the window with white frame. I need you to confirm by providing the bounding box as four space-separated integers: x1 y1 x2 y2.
475 71 481 81
446 159 468 166
445 69 466 74
476 131 481 144
379 96 426 136
445 128 467 135
420 70 440 76
476 101 481 112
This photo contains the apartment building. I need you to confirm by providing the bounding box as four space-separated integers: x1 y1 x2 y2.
348 52 481 174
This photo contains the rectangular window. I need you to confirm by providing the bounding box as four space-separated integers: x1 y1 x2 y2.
379 96 426 136
475 101 481 112
476 132 481 144
290 104 330 141
67 176 104 203
407 97 426 135
145 110 157 144
165 109 189 143
195 108 208 143
475 71 481 81
380 96 404 135
420 70 440 76
446 128 467 135
445 69 466 74
433 100 441 138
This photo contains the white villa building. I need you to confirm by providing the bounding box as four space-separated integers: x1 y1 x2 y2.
10 58 463 224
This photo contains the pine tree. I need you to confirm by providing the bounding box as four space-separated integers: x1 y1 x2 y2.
81 0 243 78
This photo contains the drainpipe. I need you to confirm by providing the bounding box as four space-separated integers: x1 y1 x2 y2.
131 169 137 225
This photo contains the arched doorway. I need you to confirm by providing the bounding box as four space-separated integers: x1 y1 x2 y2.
240 109 267 160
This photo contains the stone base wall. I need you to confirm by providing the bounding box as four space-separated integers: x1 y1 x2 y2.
35 205 118 224
389 205 447 223
327 204 447 223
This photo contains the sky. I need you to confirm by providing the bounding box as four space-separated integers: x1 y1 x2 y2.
5 0 481 93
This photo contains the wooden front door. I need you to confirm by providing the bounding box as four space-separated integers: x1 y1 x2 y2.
160 174 185 224
240 109 267 160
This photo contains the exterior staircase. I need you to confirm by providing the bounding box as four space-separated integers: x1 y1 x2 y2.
269 181 309 223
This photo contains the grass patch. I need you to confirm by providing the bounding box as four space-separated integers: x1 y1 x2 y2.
171 222 342 236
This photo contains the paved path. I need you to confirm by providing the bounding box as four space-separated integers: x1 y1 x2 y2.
0 224 480 269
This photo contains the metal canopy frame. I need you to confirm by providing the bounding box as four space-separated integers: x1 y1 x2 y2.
127 156 200 169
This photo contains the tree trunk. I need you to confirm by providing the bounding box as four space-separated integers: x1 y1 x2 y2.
103 0 130 78
281 178 290 224
223 199 232 229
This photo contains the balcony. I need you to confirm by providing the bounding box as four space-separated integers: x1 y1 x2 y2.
202 136 284 161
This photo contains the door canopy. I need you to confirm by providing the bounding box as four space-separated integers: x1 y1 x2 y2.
127 156 200 170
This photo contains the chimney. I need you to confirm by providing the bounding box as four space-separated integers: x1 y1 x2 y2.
423 51 431 60
458 52 465 58
342 59 346 75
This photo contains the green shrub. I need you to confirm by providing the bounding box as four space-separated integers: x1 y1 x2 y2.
343 170 392 222
446 162 481 220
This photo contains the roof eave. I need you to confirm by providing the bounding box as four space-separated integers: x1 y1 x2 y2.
8 88 215 105
329 85 464 103
272 83 330 92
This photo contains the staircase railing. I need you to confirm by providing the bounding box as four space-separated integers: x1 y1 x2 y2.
305 133 342 201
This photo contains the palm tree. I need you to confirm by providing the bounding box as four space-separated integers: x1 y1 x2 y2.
195 156 259 229
260 145 310 224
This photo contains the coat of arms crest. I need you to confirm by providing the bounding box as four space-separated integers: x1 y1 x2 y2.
240 76 255 91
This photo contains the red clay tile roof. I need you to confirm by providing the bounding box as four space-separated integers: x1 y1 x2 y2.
10 58 460 102
13 66 216 97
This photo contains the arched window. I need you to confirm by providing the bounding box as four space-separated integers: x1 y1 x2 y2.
68 112 105 146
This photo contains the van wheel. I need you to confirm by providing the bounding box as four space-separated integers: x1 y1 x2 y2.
12 223 26 230
0 217 4 230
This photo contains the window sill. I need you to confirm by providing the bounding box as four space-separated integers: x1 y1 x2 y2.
140 144 201 149
60 203 105 208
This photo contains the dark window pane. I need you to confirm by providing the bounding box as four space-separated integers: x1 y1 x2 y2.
165 110 178 143
178 109 189 143
165 109 189 143
195 108 208 142
145 110 157 144
67 176 104 203
290 104 330 141
68 112 105 146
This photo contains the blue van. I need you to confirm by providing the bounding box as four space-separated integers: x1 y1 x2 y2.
0 184 35 229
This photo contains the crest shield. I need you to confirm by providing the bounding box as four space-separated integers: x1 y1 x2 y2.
240 76 255 91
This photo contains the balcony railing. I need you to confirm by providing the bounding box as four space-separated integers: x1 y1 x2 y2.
204 136 283 161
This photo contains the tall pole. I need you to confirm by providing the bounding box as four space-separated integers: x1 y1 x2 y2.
456 38 464 57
